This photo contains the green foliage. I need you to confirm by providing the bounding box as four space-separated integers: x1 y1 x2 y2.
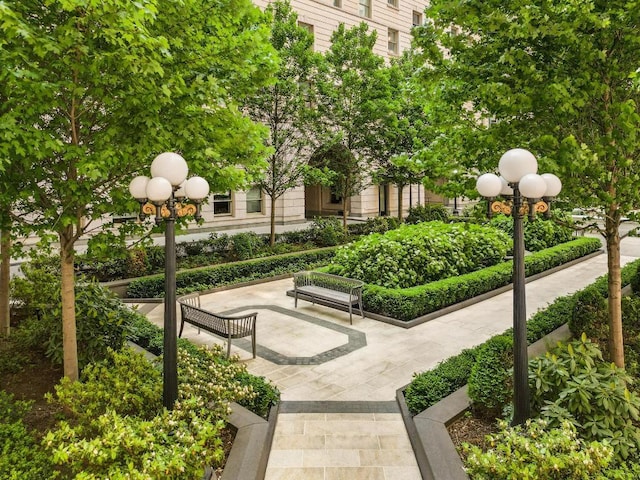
463 419 614 480
127 247 337 298
467 335 513 417
405 204 450 224
569 286 609 340
348 216 401 236
530 335 640 461
332 221 511 289
231 232 266 260
404 349 477 414
43 345 270 477
306 216 348 246
0 393 54 479
405 257 640 416
490 214 574 252
125 314 279 418
632 261 640 296
11 266 136 370
364 236 601 321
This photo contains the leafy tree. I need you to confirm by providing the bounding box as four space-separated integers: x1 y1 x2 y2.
244 0 320 246
416 0 640 367
0 0 276 381
314 22 394 228
373 55 433 219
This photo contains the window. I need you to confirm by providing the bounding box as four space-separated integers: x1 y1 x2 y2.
387 0 398 7
358 0 371 18
213 192 232 215
388 29 399 54
412 10 423 26
333 0 342 7
246 186 263 214
298 22 313 35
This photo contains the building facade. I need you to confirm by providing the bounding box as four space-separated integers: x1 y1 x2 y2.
170 0 439 231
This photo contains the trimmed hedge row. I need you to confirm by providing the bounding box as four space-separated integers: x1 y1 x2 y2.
126 247 338 298
363 236 602 321
404 256 640 416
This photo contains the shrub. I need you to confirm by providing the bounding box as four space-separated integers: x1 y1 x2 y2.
44 345 265 478
632 261 640 295
404 349 478 414
490 213 574 251
0 393 54 479
331 222 511 289
463 419 614 479
569 286 609 340
530 335 640 461
363 236 602 321
127 247 338 298
231 232 265 260
126 314 279 419
348 216 401 236
467 335 513 418
307 216 347 246
404 257 640 416
405 204 450 224
11 268 135 370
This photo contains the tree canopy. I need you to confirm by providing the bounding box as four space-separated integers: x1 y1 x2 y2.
0 0 277 379
415 0 640 367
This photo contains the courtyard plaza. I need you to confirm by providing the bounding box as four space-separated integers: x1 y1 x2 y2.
138 233 640 480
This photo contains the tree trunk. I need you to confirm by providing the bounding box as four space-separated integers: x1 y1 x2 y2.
397 184 404 221
270 195 277 247
60 227 79 381
0 229 10 338
605 214 624 368
342 197 348 231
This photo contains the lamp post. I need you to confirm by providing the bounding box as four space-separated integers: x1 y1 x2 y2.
476 148 561 426
129 152 210 409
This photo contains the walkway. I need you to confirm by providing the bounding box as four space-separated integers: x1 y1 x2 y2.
139 236 640 480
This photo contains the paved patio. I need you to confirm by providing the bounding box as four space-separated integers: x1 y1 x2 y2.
140 235 640 480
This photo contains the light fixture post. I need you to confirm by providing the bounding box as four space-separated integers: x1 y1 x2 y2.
475 149 561 426
129 153 210 410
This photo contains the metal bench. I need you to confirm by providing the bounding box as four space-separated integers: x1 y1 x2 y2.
177 293 257 358
293 271 365 324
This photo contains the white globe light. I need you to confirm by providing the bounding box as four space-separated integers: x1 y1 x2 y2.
129 176 149 200
519 173 547 199
541 173 562 198
185 176 210 200
146 176 173 203
476 173 502 198
500 176 514 196
150 152 189 186
498 148 538 183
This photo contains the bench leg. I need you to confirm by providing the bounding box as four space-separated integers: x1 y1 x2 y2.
226 335 232 358
349 303 353 325
294 292 298 308
252 331 256 359
178 319 185 338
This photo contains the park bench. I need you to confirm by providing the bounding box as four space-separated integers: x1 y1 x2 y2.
177 293 257 358
293 271 365 324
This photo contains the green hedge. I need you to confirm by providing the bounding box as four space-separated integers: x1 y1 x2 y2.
364 236 602 321
126 247 338 298
404 256 640 416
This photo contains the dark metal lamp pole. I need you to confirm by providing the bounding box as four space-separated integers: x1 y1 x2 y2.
476 149 562 426
129 152 210 410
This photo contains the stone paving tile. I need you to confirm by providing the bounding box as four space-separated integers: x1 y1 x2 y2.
325 467 386 480
266 467 325 480
383 466 423 480
302 449 361 467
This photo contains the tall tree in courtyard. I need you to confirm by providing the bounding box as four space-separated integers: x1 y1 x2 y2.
244 0 320 246
0 0 276 381
415 0 640 367
314 22 394 228
373 55 433 219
